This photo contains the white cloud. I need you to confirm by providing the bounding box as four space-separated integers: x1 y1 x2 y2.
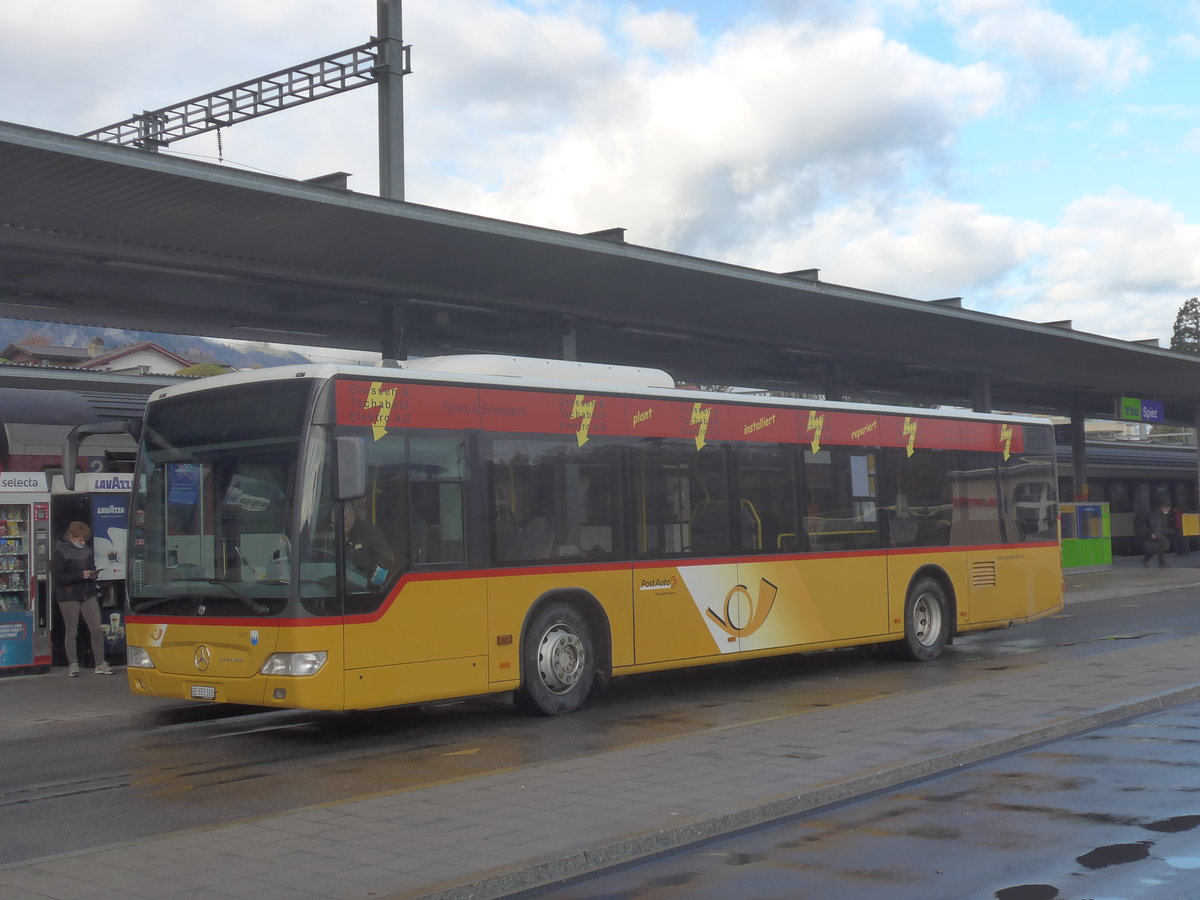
746 188 1200 347
426 14 1005 262
1003 192 1200 341
617 5 700 59
937 0 1149 92
753 193 1028 300
1 1 370 131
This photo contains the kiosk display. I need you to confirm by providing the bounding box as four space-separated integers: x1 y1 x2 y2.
1060 501 1112 573
0 476 51 672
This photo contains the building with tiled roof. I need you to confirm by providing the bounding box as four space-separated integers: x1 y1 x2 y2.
0 338 194 375
76 341 192 375
0 342 92 367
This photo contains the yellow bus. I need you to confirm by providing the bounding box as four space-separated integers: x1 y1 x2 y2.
125 355 1062 715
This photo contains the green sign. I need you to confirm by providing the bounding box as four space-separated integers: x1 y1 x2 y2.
1118 396 1166 423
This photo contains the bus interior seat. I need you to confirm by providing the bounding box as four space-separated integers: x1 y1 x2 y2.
520 514 555 560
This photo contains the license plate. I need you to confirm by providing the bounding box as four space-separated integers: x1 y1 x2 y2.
190 685 217 701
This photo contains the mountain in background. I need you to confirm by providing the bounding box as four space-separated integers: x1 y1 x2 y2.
0 318 311 368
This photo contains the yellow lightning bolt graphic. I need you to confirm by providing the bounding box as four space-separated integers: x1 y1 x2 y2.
903 416 919 457
806 411 825 454
365 381 397 441
1000 424 1014 461
690 403 711 450
571 394 595 447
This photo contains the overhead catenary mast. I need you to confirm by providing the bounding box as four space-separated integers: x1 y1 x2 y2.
80 1 411 200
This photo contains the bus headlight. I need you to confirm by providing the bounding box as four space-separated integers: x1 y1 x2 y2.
126 646 156 669
260 651 328 677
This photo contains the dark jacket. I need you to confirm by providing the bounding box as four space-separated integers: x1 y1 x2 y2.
345 517 394 577
50 540 96 604
1148 509 1175 539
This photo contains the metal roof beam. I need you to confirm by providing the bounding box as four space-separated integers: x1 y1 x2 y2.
80 40 404 150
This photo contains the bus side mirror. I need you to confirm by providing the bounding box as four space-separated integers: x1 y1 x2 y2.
61 419 141 492
334 436 367 501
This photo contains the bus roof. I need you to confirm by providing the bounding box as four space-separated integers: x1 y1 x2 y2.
146 355 1050 426
400 354 675 388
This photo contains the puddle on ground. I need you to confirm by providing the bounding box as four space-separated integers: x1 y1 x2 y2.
993 885 1060 900
646 872 697 888
1144 814 1200 833
1076 840 1153 869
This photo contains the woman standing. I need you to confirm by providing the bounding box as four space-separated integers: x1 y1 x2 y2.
50 521 113 676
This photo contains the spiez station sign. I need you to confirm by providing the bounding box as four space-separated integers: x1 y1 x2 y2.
1118 396 1165 424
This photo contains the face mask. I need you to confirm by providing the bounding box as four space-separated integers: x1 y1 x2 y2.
70 539 85 549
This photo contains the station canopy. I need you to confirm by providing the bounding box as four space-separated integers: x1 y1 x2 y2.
1 118 1199 425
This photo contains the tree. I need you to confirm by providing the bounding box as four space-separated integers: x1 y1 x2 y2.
1170 297 1200 353
175 363 232 377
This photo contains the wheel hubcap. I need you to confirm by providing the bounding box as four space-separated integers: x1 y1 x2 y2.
913 592 942 646
537 624 585 694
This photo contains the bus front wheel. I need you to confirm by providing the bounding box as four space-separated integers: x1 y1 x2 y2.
900 577 949 662
516 603 596 716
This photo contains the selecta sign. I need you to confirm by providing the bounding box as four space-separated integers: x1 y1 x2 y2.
1119 396 1165 424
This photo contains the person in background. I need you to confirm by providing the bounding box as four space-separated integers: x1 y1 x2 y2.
50 521 113 676
1142 502 1175 569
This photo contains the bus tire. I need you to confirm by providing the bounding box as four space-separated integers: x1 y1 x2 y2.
900 577 949 662
515 603 596 716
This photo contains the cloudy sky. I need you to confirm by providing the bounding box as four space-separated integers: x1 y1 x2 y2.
2 0 1199 353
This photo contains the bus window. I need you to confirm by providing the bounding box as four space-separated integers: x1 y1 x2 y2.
355 432 466 574
407 436 466 565
879 447 955 548
488 435 624 564
733 444 798 553
630 441 730 558
1003 451 1058 542
954 452 1003 546
802 449 880 552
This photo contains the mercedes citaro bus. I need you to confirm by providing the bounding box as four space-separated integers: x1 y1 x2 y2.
124 355 1062 715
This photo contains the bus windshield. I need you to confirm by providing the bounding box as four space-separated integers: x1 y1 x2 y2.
129 379 318 617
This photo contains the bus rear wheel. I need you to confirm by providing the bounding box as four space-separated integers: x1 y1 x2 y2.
900 577 949 661
515 603 596 716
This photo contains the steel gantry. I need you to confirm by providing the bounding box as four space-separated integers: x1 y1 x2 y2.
79 41 405 151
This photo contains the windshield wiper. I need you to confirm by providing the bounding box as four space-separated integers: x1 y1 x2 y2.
205 580 269 615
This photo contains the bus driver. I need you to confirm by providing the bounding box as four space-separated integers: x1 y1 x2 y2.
341 504 394 586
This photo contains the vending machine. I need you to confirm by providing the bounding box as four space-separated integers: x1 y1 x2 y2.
0 473 52 673
50 472 131 665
